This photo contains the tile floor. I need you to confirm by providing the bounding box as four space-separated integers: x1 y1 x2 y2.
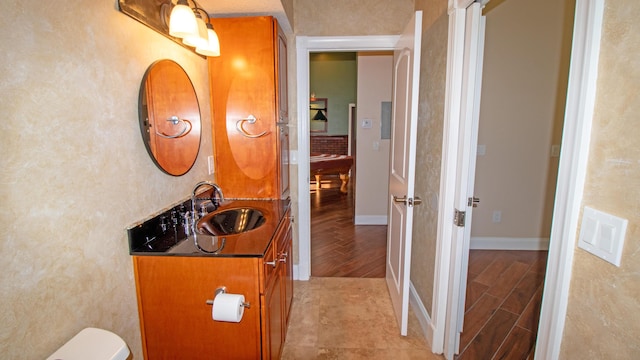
281 277 444 359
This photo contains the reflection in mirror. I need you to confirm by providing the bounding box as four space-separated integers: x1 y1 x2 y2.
139 59 201 176
310 98 328 133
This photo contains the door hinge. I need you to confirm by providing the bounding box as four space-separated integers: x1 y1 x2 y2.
454 209 466 227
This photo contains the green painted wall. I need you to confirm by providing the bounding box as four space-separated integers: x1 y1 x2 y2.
309 52 357 135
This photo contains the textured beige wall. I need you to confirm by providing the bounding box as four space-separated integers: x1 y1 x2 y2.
0 1 212 358
560 0 640 358
471 0 571 240
410 1 449 314
294 0 414 36
355 54 393 219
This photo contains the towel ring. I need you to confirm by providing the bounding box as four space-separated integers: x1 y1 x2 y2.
236 115 268 138
155 116 192 139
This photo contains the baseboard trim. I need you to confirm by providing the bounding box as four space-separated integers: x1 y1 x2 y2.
470 237 550 250
409 281 435 348
293 264 308 281
354 215 388 225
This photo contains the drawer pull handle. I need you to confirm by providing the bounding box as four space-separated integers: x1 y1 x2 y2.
265 260 277 268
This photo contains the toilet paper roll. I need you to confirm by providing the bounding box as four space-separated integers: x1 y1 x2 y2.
212 293 245 323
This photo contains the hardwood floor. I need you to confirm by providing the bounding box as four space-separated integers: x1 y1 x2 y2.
310 177 386 278
310 179 548 359
457 249 548 360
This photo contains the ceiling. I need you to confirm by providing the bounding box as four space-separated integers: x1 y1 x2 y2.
197 0 291 31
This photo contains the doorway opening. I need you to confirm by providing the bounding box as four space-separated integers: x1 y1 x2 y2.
454 0 575 358
308 51 393 278
296 35 399 282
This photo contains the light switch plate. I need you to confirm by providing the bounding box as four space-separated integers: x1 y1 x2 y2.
578 206 627 267
362 119 373 129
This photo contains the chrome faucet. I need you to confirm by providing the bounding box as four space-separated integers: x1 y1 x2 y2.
191 181 224 221
190 181 226 254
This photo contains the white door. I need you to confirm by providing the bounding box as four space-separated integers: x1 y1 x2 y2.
386 10 423 336
444 3 486 358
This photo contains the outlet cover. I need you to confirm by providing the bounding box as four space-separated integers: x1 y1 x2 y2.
578 206 627 267
208 156 215 175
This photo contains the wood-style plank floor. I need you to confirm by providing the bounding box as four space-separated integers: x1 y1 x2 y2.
457 249 548 360
310 178 548 359
310 177 386 278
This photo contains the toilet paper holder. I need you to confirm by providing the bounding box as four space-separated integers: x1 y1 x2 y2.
205 287 251 308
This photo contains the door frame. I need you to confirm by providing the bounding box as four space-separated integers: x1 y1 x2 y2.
295 35 399 281
435 0 604 358
534 1 603 358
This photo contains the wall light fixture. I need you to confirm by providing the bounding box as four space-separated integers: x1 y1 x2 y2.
119 0 220 57
170 0 220 57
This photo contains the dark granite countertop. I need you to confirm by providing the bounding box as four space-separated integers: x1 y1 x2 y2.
128 198 290 257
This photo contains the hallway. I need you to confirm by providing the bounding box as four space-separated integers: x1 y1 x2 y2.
307 178 547 359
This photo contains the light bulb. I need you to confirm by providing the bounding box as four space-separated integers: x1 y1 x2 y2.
169 1 197 38
196 26 220 57
183 14 208 48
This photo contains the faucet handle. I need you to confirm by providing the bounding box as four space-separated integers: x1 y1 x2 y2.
183 211 192 236
199 202 209 217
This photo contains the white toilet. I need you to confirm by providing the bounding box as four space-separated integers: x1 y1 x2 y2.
47 327 130 360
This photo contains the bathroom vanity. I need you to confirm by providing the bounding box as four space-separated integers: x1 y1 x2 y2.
129 199 293 359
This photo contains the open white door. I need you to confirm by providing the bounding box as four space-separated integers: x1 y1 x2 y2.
386 10 422 336
444 3 486 358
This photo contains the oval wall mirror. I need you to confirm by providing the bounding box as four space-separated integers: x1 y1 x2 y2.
139 59 201 176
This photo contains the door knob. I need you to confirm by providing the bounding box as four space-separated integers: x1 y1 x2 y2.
393 195 408 204
393 195 422 206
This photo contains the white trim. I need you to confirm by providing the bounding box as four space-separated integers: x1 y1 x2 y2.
354 215 388 225
535 0 603 358
435 5 468 357
410 281 435 347
293 264 300 280
296 35 400 282
470 237 550 251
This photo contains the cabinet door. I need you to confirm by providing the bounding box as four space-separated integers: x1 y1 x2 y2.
209 16 278 199
281 226 294 328
264 272 283 360
278 123 290 198
275 20 288 124
134 256 262 359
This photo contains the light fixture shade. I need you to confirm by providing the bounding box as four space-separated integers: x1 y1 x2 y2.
183 15 208 48
169 2 197 38
196 27 220 57
313 110 327 121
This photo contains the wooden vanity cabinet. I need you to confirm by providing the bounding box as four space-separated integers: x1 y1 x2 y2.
133 210 293 359
261 211 293 359
208 16 289 200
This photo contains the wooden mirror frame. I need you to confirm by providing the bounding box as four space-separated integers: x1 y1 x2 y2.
139 59 202 176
